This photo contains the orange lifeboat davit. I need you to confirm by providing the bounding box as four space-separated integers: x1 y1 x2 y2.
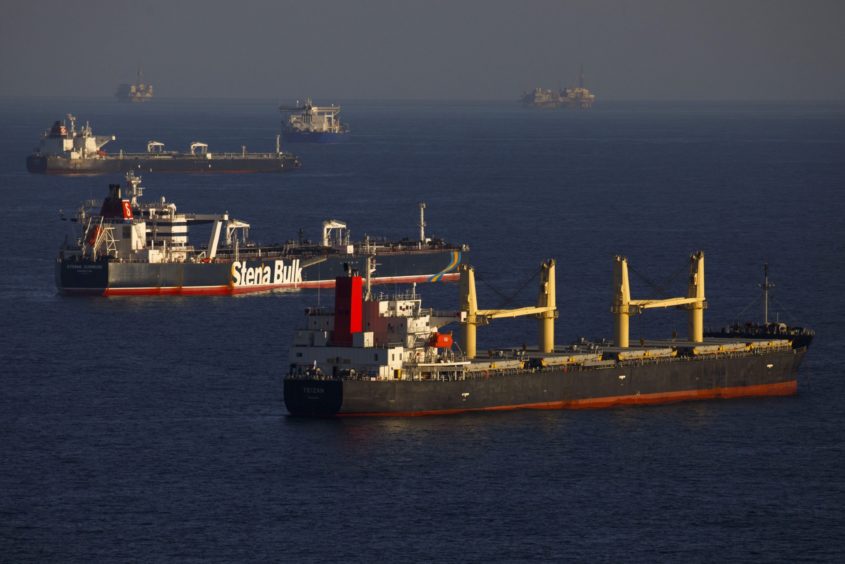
429 332 454 348
85 225 103 246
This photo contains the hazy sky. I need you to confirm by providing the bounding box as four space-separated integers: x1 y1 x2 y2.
2 0 843 100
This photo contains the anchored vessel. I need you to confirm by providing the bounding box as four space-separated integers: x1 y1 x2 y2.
27 115 301 175
522 65 596 109
115 66 153 102
284 254 807 417
705 264 815 349
57 174 468 296
279 99 348 143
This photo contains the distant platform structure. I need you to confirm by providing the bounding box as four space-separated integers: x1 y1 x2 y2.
522 65 595 109
116 66 153 102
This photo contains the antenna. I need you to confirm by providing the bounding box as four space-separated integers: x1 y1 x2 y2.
579 64 585 89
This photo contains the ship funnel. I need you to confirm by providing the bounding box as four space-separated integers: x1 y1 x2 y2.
333 274 363 347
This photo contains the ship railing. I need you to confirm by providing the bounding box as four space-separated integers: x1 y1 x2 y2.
202 151 288 159
305 306 334 316
112 151 292 159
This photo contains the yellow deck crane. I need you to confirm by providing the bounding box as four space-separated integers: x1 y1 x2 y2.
459 259 558 359
611 251 706 348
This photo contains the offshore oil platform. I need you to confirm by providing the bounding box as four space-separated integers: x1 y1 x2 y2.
115 66 153 102
522 65 596 109
284 252 807 417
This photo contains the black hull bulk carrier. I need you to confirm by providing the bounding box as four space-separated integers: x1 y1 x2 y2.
284 256 808 417
57 174 467 296
27 115 300 175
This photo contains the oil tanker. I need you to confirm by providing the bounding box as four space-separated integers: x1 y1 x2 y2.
279 99 348 143
27 115 300 175
284 255 807 417
57 174 467 296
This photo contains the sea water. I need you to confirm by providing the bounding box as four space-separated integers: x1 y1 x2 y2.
1 98 843 561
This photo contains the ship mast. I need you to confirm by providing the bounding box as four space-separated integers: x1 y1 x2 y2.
418 202 426 246
760 263 774 324
364 255 375 301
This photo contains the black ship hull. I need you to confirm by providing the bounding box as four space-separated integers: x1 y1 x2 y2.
284 348 805 417
27 154 300 175
56 249 464 296
281 129 348 144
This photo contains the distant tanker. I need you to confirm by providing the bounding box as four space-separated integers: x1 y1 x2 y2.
26 114 300 175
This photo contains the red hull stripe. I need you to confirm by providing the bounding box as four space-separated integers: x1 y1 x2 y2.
78 273 460 297
338 380 799 417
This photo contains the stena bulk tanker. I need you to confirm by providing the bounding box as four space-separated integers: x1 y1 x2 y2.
284 255 808 417
56 173 467 296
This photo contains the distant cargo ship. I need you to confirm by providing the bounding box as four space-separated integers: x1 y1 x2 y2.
57 173 468 296
284 255 808 417
27 115 300 175
279 99 349 143
115 66 153 102
522 65 596 109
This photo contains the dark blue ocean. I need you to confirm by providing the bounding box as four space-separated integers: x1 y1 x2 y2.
1 98 843 562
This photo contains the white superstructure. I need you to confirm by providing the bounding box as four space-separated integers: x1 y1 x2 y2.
33 114 115 160
63 172 249 265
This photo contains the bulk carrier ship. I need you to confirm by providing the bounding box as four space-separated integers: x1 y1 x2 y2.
57 174 467 296
27 115 300 175
284 255 808 417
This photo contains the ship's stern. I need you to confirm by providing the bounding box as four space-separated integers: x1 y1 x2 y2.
56 258 109 295
284 377 344 417
26 155 48 173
